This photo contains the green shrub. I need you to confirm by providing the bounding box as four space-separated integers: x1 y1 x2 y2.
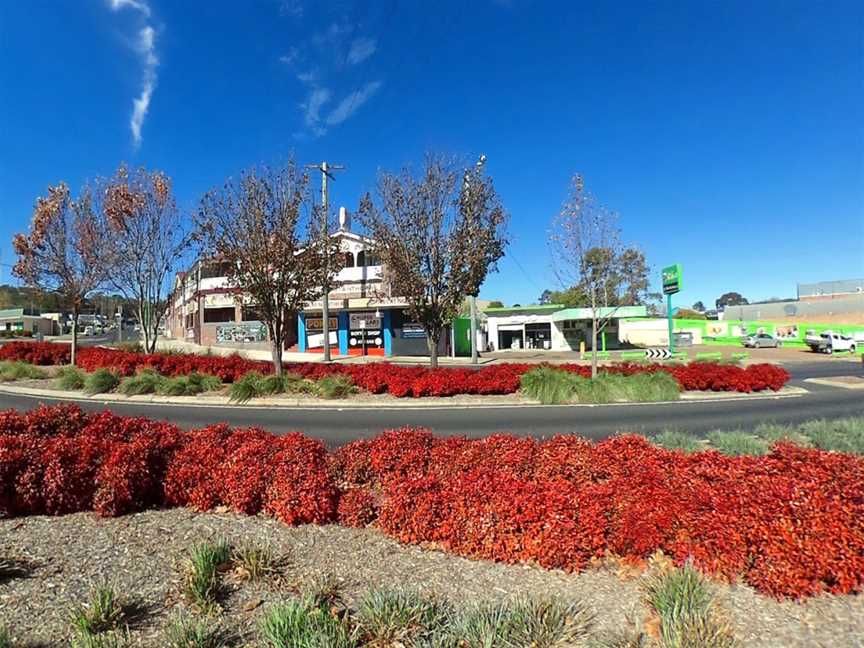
84 369 120 395
316 374 357 399
519 366 580 404
259 597 359 648
0 360 48 381
118 369 164 396
69 584 125 636
358 589 453 646
184 539 231 612
56 365 86 391
706 431 768 456
800 418 864 455
653 430 701 453
164 614 228 648
228 371 266 403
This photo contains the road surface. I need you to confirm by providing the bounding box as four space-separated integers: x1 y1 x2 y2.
0 361 860 446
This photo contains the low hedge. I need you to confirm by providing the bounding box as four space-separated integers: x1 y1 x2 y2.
0 342 790 396
1 405 861 600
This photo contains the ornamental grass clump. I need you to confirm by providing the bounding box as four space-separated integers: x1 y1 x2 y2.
0 360 47 381
231 541 286 582
69 584 126 638
316 374 357 399
706 431 769 456
653 430 701 453
84 368 120 395
800 418 864 455
572 373 679 404
56 365 86 390
519 366 580 404
259 597 359 648
163 613 228 648
357 589 453 647
184 539 231 612
228 371 266 403
118 369 164 396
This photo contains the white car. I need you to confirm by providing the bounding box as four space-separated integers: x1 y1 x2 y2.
806 330 861 354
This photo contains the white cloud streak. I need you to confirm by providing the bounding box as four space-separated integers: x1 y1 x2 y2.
108 0 158 148
346 37 377 65
324 81 382 126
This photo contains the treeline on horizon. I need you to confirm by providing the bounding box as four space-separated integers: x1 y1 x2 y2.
0 284 134 318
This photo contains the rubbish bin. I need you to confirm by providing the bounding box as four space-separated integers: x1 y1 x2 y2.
674 332 693 348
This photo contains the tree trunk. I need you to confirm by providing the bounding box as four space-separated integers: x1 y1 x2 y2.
590 315 598 379
427 334 439 369
71 307 79 367
271 340 283 376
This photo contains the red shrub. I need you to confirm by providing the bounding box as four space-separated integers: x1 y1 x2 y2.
337 488 379 528
163 425 231 510
264 433 337 525
221 429 281 515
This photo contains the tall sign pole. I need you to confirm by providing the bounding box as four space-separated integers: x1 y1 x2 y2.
662 264 683 354
306 161 345 362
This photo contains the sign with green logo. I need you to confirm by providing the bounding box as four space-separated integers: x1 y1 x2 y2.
662 264 682 295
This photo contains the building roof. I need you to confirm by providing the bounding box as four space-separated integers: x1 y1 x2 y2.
484 304 564 314
550 305 648 321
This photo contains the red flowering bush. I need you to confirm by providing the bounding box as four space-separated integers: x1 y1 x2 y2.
4 405 860 600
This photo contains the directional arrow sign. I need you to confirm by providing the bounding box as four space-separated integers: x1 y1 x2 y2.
646 348 672 360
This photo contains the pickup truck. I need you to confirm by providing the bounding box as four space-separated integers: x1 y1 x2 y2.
805 330 862 354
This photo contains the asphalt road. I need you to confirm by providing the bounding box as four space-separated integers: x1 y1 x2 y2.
0 361 860 446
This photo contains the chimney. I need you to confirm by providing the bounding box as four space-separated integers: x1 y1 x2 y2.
338 206 350 231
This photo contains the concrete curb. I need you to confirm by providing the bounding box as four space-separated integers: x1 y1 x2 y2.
804 377 864 390
0 383 807 411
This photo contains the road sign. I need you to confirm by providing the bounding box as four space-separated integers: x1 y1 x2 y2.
645 348 672 360
662 264 683 295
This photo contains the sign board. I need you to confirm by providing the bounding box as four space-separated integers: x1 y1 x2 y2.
306 317 338 331
662 264 683 295
350 312 381 330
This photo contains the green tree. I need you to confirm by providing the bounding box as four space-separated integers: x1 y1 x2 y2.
692 300 705 311
716 292 748 309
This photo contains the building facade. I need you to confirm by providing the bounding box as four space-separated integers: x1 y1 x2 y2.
165 225 447 358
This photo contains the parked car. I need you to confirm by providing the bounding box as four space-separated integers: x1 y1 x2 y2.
805 330 860 354
742 332 781 348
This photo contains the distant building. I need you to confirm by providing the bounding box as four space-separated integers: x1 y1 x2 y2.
798 278 864 300
723 278 864 322
0 308 58 336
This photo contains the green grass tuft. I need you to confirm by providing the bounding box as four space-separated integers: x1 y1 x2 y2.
0 360 48 382
316 374 357 399
800 418 864 455
358 589 453 646
706 431 769 456
231 541 286 582
228 371 266 403
184 538 231 612
259 597 359 648
118 369 164 395
164 613 228 648
519 366 580 404
521 368 679 405
751 422 811 446
653 430 701 453
56 365 86 390
84 369 120 395
69 584 125 636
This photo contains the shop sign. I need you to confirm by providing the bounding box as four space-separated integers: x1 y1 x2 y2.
306 317 338 331
401 323 426 338
662 264 683 295
350 312 381 330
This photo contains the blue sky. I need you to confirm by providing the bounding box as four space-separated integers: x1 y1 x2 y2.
1 0 862 309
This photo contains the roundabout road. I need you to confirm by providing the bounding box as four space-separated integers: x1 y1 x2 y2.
0 361 861 445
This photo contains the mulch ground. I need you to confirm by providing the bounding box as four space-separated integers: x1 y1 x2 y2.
1 510 862 647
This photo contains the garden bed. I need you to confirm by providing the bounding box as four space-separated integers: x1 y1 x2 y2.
1 405 861 606
2 509 862 647
0 341 791 398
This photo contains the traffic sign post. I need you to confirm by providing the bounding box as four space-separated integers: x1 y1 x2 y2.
662 264 683 353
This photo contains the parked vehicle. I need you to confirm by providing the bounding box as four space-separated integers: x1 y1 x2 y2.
83 326 94 336
805 330 861 354
742 332 781 348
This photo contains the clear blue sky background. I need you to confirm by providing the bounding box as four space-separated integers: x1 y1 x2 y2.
1 0 862 309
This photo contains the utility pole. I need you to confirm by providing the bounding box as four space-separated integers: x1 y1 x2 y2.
464 154 487 365
306 161 345 362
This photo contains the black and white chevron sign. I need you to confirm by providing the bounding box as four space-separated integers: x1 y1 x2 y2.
645 348 672 360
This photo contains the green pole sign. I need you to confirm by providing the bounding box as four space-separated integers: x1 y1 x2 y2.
662 264 682 353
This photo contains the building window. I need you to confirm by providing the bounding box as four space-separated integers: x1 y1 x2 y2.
242 307 262 322
200 261 232 279
356 250 365 267
344 252 355 268
203 307 235 323
365 251 381 266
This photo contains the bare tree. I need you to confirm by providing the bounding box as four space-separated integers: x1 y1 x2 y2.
359 155 508 368
549 174 626 377
13 183 109 365
196 161 337 374
101 164 192 353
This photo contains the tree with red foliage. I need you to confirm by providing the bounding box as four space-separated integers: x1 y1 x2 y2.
196 161 339 375
13 183 110 365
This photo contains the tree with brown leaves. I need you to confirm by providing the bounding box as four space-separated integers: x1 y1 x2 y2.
101 164 192 353
196 161 338 374
359 155 508 368
13 183 109 365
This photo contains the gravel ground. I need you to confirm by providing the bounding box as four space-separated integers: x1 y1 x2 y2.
1 510 862 647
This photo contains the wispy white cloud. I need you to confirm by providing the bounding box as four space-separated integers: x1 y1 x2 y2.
296 69 319 83
346 37 376 65
108 0 158 148
110 0 151 17
325 81 382 126
280 0 304 19
301 87 332 135
279 47 299 66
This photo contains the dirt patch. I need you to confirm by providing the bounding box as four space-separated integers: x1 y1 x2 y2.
1 510 861 647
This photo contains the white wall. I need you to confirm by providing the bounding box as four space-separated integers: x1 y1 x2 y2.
619 319 703 346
